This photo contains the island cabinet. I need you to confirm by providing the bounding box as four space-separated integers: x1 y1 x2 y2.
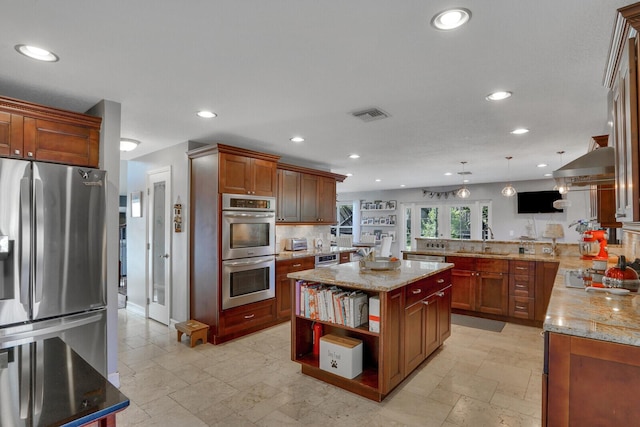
275 256 314 320
544 332 640 426
449 256 476 311
218 144 279 196
404 278 452 373
0 95 101 167
276 163 347 224
289 263 453 402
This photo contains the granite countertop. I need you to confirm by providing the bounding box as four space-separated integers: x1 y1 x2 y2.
1 337 129 426
287 260 454 292
276 246 356 261
405 247 640 347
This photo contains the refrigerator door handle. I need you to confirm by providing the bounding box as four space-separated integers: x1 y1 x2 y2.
19 177 31 308
33 177 44 305
20 345 30 420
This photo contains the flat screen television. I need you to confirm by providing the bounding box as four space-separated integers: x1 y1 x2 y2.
517 191 563 214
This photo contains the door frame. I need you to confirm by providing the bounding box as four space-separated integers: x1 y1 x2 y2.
146 166 172 325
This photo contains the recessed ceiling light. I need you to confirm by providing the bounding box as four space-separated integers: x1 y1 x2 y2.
537 163 548 168
400 184 406 187
486 91 512 101
444 172 453 176
290 136 304 143
196 110 217 118
375 179 381 182
346 173 353 177
544 173 552 177
431 8 471 30
511 128 529 135
15 44 59 62
120 138 140 152
463 179 469 183
349 154 360 159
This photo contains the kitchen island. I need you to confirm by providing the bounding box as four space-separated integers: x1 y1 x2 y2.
1 337 129 426
287 259 453 401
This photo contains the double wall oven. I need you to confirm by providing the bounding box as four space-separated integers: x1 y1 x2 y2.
221 194 276 310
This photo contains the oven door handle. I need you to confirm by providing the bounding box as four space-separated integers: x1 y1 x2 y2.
224 257 273 267
223 212 275 219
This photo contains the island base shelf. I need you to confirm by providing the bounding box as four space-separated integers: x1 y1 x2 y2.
298 359 383 402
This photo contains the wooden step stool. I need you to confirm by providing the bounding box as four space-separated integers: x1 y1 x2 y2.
175 320 209 347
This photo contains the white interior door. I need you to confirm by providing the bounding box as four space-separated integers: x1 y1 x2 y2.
147 167 171 325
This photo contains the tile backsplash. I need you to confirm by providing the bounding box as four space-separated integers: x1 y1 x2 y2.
622 227 640 261
275 225 332 252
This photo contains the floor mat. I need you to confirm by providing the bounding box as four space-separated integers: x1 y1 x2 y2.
451 314 505 332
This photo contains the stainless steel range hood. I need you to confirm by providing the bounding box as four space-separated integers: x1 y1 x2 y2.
552 146 615 186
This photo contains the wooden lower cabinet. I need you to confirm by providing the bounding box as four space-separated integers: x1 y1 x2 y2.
292 270 452 401
448 256 558 326
275 257 314 320
544 332 640 426
220 298 276 337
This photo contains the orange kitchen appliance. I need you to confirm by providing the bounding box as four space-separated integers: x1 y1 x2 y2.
603 256 640 291
579 229 608 260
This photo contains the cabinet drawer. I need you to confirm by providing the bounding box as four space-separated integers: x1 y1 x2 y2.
339 252 353 263
222 299 276 333
510 260 535 275
446 256 475 271
509 274 535 297
405 273 449 307
276 257 314 273
476 258 509 273
508 296 535 320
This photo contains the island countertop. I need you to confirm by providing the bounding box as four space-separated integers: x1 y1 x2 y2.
287 259 454 292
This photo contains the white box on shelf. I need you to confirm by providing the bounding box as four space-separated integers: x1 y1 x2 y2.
368 296 380 333
319 334 363 379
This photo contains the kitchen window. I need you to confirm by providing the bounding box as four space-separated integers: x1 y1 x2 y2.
403 201 491 250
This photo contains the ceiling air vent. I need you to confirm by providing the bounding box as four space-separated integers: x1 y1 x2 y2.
351 108 390 122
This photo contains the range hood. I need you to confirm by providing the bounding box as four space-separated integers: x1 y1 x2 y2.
552 146 615 186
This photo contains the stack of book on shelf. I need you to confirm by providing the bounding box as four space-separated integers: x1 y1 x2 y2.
295 280 369 328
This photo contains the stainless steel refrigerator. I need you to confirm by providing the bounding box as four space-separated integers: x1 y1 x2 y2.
0 158 107 375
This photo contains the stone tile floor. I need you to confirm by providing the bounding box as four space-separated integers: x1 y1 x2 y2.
116 309 543 426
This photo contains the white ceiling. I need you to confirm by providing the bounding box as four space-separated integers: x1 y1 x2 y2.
0 1 631 193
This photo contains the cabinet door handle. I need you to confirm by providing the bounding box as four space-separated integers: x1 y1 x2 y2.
422 300 430 305
412 289 422 294
515 284 527 288
436 291 444 297
244 314 255 319
516 305 526 310
516 267 527 270
436 279 445 284
616 213 627 218
293 264 301 267
27 152 33 157
14 149 20 155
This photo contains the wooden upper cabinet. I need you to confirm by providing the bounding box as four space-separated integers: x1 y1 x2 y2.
604 5 640 222
300 173 337 223
217 144 279 196
276 168 301 222
0 96 101 167
278 163 346 224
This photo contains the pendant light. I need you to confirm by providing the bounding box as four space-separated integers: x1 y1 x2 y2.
553 151 569 194
501 156 517 197
457 161 471 199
